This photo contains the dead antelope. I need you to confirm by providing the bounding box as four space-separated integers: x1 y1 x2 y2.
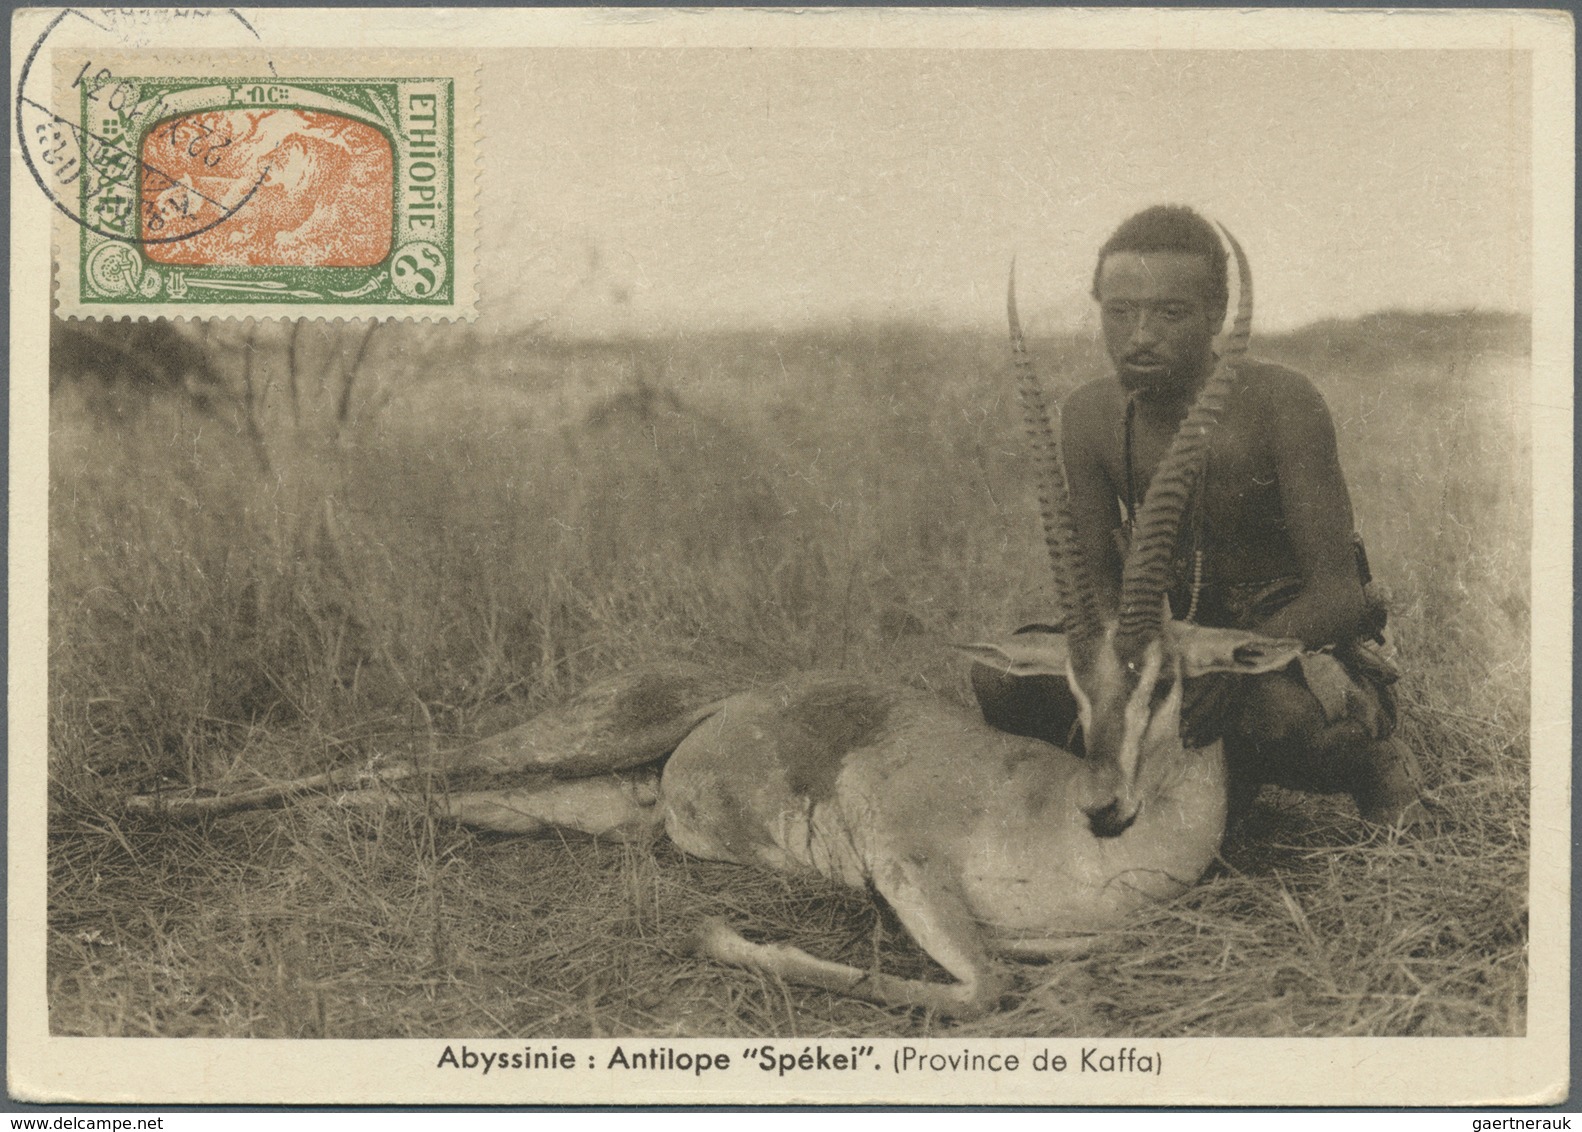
127 227 1300 1018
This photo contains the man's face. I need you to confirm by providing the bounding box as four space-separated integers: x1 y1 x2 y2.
1096 251 1223 399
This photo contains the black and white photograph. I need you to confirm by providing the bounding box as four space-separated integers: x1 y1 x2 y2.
10 6 1571 1107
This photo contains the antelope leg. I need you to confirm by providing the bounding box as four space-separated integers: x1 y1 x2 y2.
452 663 738 778
691 918 995 1018
128 765 664 841
124 762 419 819
436 771 663 839
692 858 1004 1019
989 934 1100 960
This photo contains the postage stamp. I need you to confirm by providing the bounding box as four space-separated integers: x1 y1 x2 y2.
74 74 461 309
9 4 1573 1113
20 17 477 318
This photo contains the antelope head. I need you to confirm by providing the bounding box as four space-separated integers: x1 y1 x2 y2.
966 226 1303 839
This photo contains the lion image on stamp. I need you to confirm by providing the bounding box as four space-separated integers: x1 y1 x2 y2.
46 47 1530 1041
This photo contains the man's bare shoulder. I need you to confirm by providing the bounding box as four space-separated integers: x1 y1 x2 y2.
1234 358 1338 445
1237 358 1324 400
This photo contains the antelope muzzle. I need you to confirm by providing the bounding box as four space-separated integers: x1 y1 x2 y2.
1083 798 1139 839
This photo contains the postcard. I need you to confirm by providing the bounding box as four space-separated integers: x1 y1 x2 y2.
10 6 1571 1106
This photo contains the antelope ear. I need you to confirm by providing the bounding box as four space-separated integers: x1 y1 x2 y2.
1168 622 1304 677
955 631 1070 677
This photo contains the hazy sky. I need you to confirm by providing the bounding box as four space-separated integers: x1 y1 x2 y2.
481 49 1533 334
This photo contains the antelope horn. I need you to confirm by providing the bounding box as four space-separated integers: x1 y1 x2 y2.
1008 260 1103 647
1114 224 1253 653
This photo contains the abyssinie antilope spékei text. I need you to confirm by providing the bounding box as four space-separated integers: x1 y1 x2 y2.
127 225 1303 1017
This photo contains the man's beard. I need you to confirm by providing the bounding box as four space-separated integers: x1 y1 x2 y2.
1118 360 1185 398
1116 353 1212 400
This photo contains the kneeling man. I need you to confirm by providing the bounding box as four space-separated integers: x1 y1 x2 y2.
975 205 1424 826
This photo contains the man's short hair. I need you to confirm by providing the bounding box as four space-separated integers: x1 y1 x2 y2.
1090 205 1229 316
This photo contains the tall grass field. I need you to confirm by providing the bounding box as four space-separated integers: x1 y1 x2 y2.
48 311 1530 1037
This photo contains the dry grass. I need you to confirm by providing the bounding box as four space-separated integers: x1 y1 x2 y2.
47 312 1530 1037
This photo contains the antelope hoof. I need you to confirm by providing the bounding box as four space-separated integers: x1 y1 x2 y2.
683 916 740 960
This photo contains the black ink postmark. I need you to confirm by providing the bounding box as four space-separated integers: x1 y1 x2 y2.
16 8 277 248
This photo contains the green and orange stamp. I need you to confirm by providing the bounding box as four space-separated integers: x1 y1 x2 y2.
79 75 459 308
22 34 477 318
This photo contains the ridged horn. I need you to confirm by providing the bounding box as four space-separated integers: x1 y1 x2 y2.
1114 224 1253 654
1008 260 1103 647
